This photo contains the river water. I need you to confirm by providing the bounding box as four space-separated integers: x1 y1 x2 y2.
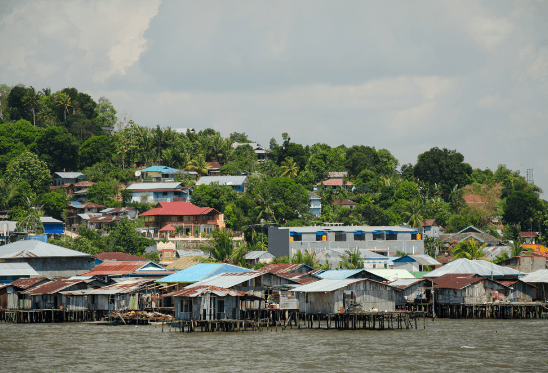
1 319 547 372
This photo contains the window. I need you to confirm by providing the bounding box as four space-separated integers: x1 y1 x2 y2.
354 233 365 241
291 234 302 242
182 299 192 313
316 235 323 241
163 192 168 196
217 299 225 314
386 234 397 241
255 276 261 287
335 232 346 242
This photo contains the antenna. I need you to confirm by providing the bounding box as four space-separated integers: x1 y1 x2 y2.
526 169 534 184
135 170 142 177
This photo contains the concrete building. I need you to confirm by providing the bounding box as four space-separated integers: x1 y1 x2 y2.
294 278 399 314
0 240 95 278
419 219 441 238
243 251 275 267
308 192 322 217
126 182 192 203
196 176 249 193
268 225 424 258
52 172 86 186
497 255 546 273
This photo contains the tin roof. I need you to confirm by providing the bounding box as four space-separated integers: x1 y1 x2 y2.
366 269 416 282
519 232 539 238
421 219 438 227
127 182 183 190
82 261 170 276
177 249 209 257
243 251 275 260
0 240 91 259
431 274 508 290
206 162 222 169
394 255 440 266
9 277 49 289
521 269 548 283
257 263 314 274
166 285 259 299
54 172 85 179
93 252 148 262
317 269 367 279
0 262 40 276
389 278 429 289
139 202 219 217
316 179 353 186
188 272 263 289
84 278 156 295
293 278 364 292
40 217 63 224
140 166 179 173
166 256 207 270
156 263 253 283
196 176 249 187
423 258 522 278
22 278 84 295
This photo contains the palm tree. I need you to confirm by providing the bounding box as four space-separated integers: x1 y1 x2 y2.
203 228 235 262
0 179 19 209
55 92 72 122
402 198 424 228
451 240 488 260
339 248 364 269
279 157 299 178
22 86 42 126
291 249 319 268
188 154 210 175
255 189 278 223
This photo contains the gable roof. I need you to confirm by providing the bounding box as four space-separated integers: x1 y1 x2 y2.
140 166 179 173
126 182 183 190
365 269 416 281
206 162 222 169
421 219 438 227
423 258 522 278
166 285 259 299
317 269 366 279
257 263 315 274
333 199 358 206
82 261 170 276
187 272 263 289
139 202 219 217
393 255 440 266
9 277 49 289
308 191 322 199
432 274 484 289
519 232 539 238
196 176 249 186
155 263 253 283
390 278 430 289
166 256 207 270
0 240 91 259
22 278 84 295
521 269 548 284
316 179 353 186
83 278 156 295
243 251 275 260
159 224 176 232
293 278 369 292
93 252 148 262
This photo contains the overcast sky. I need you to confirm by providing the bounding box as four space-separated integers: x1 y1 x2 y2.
1 1 547 196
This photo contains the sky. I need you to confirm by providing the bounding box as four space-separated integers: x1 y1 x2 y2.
0 1 547 195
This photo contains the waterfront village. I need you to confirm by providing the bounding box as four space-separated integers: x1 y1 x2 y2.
1 167 547 330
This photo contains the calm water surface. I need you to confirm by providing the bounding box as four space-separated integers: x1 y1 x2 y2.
1 319 547 372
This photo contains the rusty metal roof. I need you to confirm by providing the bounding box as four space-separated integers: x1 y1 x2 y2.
166 285 260 299
9 277 49 290
258 263 313 274
432 274 509 290
22 278 84 295
94 252 148 262
84 278 157 295
81 261 172 276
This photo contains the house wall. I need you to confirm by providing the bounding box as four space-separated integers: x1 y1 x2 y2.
436 281 508 305
501 257 546 273
174 295 242 321
298 281 396 314
131 190 189 203
6 257 96 278
395 282 430 306
508 281 534 302
392 262 420 272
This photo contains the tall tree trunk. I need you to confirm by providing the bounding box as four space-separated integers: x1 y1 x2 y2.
32 108 35 126
64 109 67 122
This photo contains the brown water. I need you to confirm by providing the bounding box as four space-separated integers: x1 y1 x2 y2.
1 319 547 373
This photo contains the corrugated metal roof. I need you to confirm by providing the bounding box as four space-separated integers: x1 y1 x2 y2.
521 269 548 283
40 217 63 224
482 246 512 261
293 278 364 292
9 277 49 289
54 172 85 178
22 278 84 294
431 274 507 290
93 252 148 262
166 285 260 298
243 251 275 260
328 248 388 259
140 166 179 173
0 240 91 259
177 249 209 257
317 269 366 279
395 255 440 266
423 258 522 278
127 182 183 190
0 262 40 276
366 269 416 281
258 263 314 274
196 176 249 186
188 272 262 289
156 263 253 283
390 278 427 288
84 278 156 295
166 256 207 270
82 261 169 276
276 226 418 234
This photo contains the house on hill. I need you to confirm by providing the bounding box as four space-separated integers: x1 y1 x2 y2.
419 219 440 238
333 199 358 209
519 232 538 244
139 201 225 235
52 172 86 186
314 179 353 191
206 162 222 175
439 226 502 248
196 176 249 193
139 165 179 182
308 192 322 217
126 182 192 203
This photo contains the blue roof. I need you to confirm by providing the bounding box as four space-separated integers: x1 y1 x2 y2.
155 263 253 283
317 269 365 279
140 165 179 173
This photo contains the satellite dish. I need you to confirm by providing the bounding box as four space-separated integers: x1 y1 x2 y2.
135 171 142 177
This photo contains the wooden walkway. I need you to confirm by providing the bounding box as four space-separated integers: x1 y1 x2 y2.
403 302 548 319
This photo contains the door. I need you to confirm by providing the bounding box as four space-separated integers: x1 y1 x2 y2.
209 297 216 320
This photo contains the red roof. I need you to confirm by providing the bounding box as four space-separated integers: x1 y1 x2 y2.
519 232 538 238
139 202 219 217
22 278 83 295
71 181 94 187
206 162 222 169
433 274 486 290
316 179 353 186
166 285 254 298
421 219 438 227
463 195 487 203
10 277 49 290
159 224 176 232
82 261 150 275
94 252 148 262
333 199 357 206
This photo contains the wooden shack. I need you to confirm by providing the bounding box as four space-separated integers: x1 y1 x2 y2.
21 278 97 309
497 279 535 302
169 285 263 321
434 274 509 304
0 278 49 309
293 278 399 314
389 278 433 307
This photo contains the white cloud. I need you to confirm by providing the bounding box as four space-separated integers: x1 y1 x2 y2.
528 47 548 81
469 16 514 51
476 94 511 110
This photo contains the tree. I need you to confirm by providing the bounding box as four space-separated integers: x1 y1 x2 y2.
5 150 51 194
79 135 116 168
255 177 309 223
503 191 542 227
202 229 247 265
451 240 488 260
38 189 70 220
279 157 299 178
339 248 364 269
190 183 238 213
402 199 424 228
86 181 117 205
107 218 154 255
413 147 472 201
33 126 80 171
394 181 420 201
0 179 19 209
94 97 117 128
345 145 379 177
55 92 72 122
22 86 42 126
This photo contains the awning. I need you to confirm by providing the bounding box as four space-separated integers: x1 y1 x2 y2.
372 231 382 235
386 231 399 235
290 232 302 236
316 231 326 235
411 231 418 234
353 230 365 234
